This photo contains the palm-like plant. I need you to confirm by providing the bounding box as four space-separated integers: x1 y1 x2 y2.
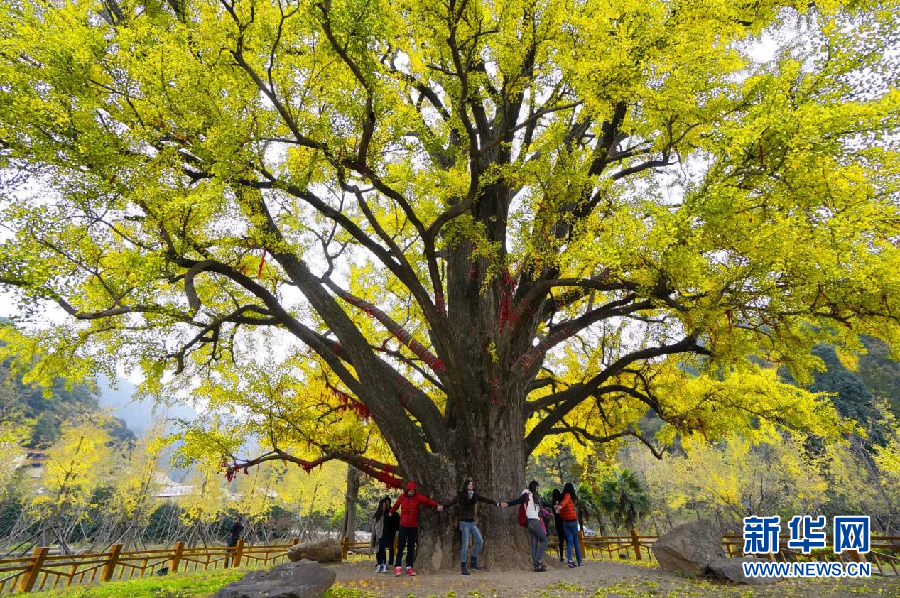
596 469 650 533
574 483 604 533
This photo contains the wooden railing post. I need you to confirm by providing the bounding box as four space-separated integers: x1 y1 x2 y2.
17 547 49 593
232 539 245 568
65 563 78 587
341 536 349 560
171 542 185 573
630 529 642 561
101 544 123 582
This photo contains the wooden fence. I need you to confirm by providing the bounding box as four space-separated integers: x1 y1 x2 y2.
0 539 297 595
3 533 899 594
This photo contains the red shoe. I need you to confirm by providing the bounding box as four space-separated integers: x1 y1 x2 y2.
406 567 417 576
394 566 401 576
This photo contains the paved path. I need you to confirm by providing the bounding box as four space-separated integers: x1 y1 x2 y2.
330 559 899 597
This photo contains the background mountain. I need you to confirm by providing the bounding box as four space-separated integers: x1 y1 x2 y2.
95 375 198 437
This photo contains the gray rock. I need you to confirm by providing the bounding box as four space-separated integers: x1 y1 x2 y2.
287 538 342 563
212 560 335 598
709 556 780 585
651 519 727 575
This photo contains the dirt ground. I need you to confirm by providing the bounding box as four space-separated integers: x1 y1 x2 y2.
329 558 900 598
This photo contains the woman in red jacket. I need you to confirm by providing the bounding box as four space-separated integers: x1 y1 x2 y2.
391 481 443 576
555 482 583 567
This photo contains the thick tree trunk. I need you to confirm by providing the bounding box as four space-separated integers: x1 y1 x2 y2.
393 398 536 572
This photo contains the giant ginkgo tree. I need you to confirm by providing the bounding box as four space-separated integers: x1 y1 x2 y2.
1 0 899 569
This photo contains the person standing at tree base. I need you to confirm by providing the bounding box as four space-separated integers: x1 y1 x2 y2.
391 481 442 576
556 483 583 567
551 489 568 563
370 498 391 573
443 479 497 575
501 480 550 572
377 496 399 573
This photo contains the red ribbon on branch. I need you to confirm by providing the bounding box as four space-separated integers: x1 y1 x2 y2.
257 247 268 277
223 455 400 489
490 378 507 407
512 326 573 372
498 269 520 330
325 382 371 420
224 455 337 481
355 459 403 489
340 291 444 375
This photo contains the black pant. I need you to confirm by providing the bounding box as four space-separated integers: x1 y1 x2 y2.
556 526 566 559
377 533 395 566
395 525 418 568
225 539 237 568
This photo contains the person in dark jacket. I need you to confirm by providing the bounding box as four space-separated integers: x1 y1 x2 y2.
224 516 243 568
391 481 442 576
555 482 583 567
443 479 497 575
379 497 400 572
551 488 567 562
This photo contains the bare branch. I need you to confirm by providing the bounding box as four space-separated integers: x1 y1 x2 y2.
166 304 278 375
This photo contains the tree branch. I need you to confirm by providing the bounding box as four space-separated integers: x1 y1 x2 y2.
527 383 662 416
249 173 452 346
513 272 638 324
323 279 445 376
166 304 278 375
225 449 404 487
511 296 653 375
524 334 708 454
546 426 665 459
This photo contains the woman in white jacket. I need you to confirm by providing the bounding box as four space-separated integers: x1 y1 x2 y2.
500 480 550 572
370 497 391 572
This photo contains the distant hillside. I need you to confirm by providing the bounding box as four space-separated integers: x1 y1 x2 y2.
1 353 133 447
96 375 198 436
856 335 900 418
800 336 900 425
94 376 199 483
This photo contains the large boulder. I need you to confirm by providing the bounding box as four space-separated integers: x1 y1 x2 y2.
287 538 342 563
651 520 727 575
708 556 780 585
213 560 335 598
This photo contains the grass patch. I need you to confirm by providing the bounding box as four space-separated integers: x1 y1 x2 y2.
545 582 586 592
27 567 258 598
27 569 379 598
